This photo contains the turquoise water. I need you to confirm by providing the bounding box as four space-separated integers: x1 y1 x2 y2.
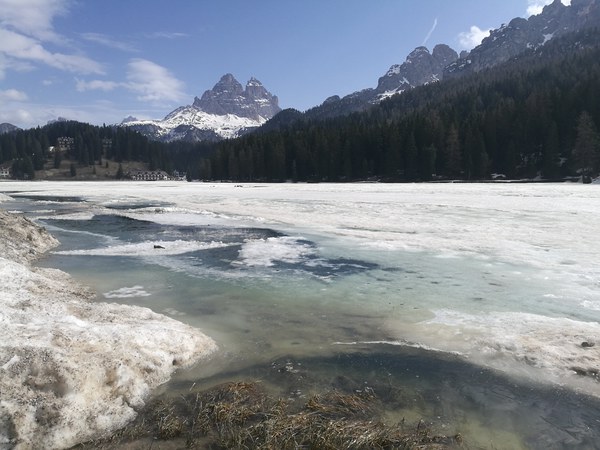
6 189 600 449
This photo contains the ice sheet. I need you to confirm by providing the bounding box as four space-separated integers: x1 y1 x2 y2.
2 181 600 399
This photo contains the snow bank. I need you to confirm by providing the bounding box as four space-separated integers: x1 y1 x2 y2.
0 210 217 449
391 310 600 394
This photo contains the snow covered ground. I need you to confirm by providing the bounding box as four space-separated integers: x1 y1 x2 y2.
2 180 600 446
0 205 216 449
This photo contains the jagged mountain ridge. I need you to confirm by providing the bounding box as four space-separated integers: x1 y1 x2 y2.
446 0 600 77
301 0 598 121
376 44 458 101
304 44 459 120
121 74 280 142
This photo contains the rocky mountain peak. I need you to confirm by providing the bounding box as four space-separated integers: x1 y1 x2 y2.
445 0 600 77
432 44 459 67
376 44 458 99
121 73 281 142
192 74 280 120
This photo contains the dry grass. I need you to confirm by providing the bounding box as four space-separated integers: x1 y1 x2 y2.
75 381 461 449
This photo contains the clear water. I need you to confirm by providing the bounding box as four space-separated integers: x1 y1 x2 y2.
4 183 600 449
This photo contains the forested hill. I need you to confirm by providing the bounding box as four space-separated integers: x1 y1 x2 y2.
191 27 600 182
2 28 600 183
0 120 214 180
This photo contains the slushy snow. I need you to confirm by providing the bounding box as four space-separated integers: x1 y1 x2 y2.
0 209 216 449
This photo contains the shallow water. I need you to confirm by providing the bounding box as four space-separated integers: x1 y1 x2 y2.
3 181 600 448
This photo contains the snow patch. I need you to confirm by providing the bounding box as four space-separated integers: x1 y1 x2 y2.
236 236 315 267
103 285 152 299
0 210 217 448
54 239 231 257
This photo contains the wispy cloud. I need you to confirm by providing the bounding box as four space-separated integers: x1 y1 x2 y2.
526 0 571 17
125 58 186 103
0 0 69 42
458 25 491 50
76 59 187 105
75 78 120 92
81 32 137 52
0 88 28 102
0 28 104 74
146 31 189 40
422 18 438 46
0 0 104 77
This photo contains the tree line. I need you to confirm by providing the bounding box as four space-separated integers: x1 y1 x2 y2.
2 28 599 182
188 27 600 182
0 121 184 179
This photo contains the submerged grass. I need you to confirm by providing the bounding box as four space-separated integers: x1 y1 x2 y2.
75 381 461 449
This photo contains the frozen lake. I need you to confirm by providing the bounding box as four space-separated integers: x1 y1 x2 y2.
2 180 600 448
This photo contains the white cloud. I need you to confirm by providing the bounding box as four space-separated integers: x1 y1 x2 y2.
0 0 69 42
0 108 34 125
458 25 491 50
526 0 571 16
422 18 438 46
74 58 187 106
0 28 104 74
125 58 186 103
75 78 120 92
146 31 190 40
81 33 137 52
0 88 28 102
0 0 104 77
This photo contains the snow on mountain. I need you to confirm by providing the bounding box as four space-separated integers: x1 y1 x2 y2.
121 74 280 142
0 123 20 134
376 44 457 101
445 0 600 77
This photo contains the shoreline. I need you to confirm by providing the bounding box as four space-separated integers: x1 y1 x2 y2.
0 208 217 449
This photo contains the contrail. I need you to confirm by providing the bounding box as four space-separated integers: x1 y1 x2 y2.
422 17 438 46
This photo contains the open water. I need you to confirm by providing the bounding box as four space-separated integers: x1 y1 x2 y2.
3 181 600 449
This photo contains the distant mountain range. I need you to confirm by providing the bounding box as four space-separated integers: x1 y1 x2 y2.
446 0 600 77
0 123 20 134
304 0 600 120
121 74 280 142
121 0 599 143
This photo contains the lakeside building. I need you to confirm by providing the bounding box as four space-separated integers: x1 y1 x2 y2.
127 170 170 181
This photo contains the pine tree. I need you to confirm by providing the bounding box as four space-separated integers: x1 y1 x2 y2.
573 111 600 182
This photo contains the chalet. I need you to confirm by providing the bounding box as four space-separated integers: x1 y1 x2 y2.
128 170 170 181
0 166 10 178
56 137 74 153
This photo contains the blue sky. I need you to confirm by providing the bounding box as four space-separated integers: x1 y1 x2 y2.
0 0 570 128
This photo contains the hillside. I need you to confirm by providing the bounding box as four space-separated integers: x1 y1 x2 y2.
187 27 600 182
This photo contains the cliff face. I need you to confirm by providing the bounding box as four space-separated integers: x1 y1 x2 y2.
445 0 600 77
122 74 281 142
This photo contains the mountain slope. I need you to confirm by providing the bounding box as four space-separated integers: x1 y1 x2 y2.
0 123 20 134
445 0 600 77
195 27 600 182
303 44 458 120
122 74 281 142
298 0 598 122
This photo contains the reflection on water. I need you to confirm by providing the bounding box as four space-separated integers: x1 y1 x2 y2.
21 199 600 449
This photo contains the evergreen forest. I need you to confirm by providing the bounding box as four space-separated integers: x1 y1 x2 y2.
1 28 600 182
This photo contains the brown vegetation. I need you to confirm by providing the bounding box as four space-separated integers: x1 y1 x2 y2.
76 381 461 449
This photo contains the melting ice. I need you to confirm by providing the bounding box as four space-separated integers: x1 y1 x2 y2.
2 181 600 448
